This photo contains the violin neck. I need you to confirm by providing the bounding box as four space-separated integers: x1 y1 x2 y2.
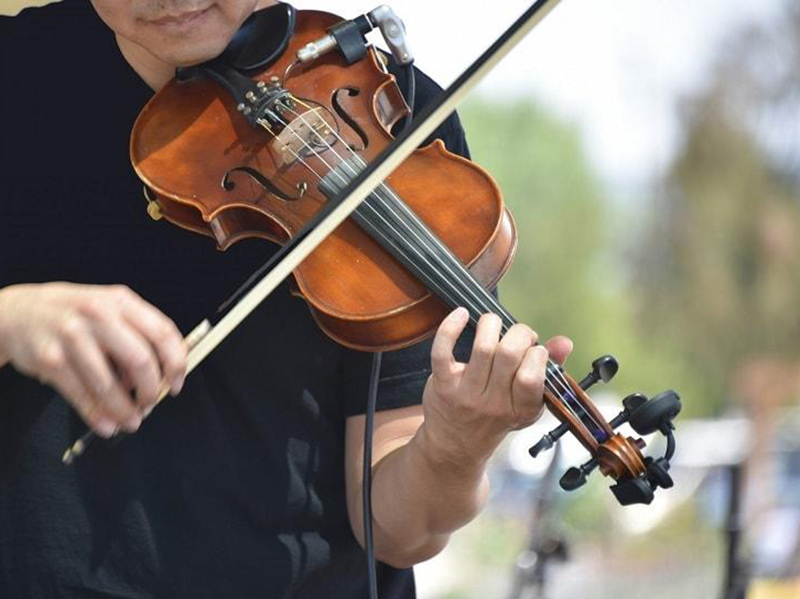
320 157 517 331
321 165 613 445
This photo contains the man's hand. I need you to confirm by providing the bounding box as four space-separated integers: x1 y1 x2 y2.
421 307 572 468
0 282 187 437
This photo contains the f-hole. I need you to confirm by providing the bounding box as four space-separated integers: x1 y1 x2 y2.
222 167 306 202
332 87 369 152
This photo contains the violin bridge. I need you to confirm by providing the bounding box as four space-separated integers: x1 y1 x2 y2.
273 107 337 166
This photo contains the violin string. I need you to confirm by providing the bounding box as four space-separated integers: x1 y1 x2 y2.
276 102 595 420
286 100 518 326
256 117 484 328
259 107 590 426
281 102 575 388
307 126 606 433
267 103 593 425
264 107 491 324
275 104 605 436
261 122 590 431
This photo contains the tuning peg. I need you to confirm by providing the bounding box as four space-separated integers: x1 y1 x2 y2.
645 456 674 489
628 390 682 436
560 457 599 491
529 423 569 458
622 392 648 413
610 475 655 506
578 355 619 391
608 392 648 429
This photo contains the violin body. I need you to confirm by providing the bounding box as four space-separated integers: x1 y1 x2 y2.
131 9 517 351
84 4 683 507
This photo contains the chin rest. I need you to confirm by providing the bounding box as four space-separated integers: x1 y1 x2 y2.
177 3 296 80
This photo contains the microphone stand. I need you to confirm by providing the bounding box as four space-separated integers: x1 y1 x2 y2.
507 443 569 599
721 462 750 599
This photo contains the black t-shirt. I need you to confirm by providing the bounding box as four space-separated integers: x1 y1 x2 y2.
0 2 472 598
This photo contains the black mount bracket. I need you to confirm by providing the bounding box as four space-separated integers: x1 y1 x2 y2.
528 354 682 506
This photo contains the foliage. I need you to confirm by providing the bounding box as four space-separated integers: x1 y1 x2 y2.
631 6 800 413
459 98 699 413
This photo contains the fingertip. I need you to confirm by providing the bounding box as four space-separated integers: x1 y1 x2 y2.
546 335 573 365
94 417 117 439
533 343 550 362
451 307 469 322
122 415 142 434
170 373 185 397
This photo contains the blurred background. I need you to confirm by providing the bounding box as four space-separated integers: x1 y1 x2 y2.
306 1 800 597
5 0 800 597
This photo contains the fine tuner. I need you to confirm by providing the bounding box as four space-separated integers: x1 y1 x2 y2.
528 355 681 506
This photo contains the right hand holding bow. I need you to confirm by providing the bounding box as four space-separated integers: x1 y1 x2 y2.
0 282 187 437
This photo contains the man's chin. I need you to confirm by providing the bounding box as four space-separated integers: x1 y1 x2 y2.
156 40 231 68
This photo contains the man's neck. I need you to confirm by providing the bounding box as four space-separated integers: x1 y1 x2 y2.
115 36 176 92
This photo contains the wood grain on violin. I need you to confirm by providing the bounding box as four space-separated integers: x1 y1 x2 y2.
132 9 516 351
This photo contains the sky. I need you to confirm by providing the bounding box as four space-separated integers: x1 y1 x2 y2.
293 0 787 190
5 0 788 188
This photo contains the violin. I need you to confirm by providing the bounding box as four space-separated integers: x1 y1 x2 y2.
67 2 681 506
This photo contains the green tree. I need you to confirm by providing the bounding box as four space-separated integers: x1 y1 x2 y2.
461 98 684 405
633 6 800 414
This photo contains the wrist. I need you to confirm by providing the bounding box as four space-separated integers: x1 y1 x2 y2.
413 420 492 483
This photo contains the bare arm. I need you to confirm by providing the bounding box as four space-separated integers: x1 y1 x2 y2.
345 405 488 569
345 308 572 568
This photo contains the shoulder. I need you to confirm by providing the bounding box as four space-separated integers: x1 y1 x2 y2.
1 0 110 64
1 1 99 30
2 1 117 92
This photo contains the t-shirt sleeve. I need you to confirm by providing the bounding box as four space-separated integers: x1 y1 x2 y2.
341 325 478 417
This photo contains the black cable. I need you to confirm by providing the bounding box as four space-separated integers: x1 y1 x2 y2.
363 351 382 599
361 61 408 599
402 63 416 133
664 428 676 461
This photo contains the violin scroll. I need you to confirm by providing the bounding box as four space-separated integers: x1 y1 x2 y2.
529 355 681 506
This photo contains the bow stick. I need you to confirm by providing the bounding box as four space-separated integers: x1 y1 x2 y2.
63 0 563 464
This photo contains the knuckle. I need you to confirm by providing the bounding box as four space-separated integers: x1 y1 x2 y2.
478 312 501 328
100 390 136 419
164 357 185 381
154 321 173 341
109 285 134 305
57 315 84 343
496 343 521 363
154 321 181 350
36 341 66 372
506 324 536 347
437 318 456 335
431 344 450 364
508 323 531 336
90 375 114 399
116 344 153 377
127 350 153 373
472 341 495 360
516 368 543 390
79 296 110 320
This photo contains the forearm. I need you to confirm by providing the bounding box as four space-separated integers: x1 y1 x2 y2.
348 309 569 568
363 421 491 568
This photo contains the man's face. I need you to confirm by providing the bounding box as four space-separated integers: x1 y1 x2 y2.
90 0 271 67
